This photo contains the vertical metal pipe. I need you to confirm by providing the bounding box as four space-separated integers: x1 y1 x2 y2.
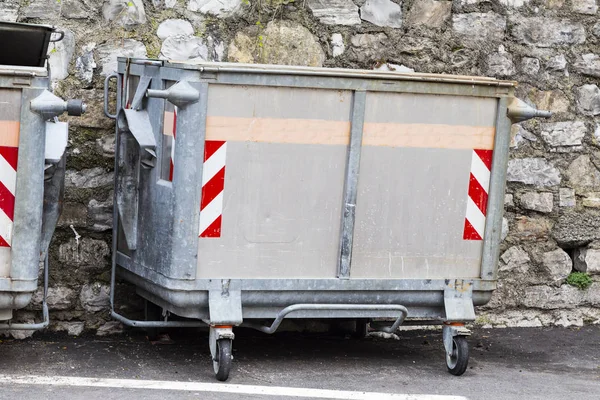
110 71 124 311
480 96 511 281
338 90 367 279
169 82 207 279
10 88 45 284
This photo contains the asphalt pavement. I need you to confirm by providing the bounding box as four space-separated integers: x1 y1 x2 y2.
0 325 598 399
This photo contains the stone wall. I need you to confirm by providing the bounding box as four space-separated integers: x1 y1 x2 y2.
2 0 600 336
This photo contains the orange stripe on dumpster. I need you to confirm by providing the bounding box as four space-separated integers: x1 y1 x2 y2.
204 116 495 150
0 121 20 147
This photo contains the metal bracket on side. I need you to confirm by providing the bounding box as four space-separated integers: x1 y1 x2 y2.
122 109 157 169
443 279 476 322
208 280 243 326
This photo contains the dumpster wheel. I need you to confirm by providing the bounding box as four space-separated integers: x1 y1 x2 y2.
446 336 469 376
214 339 233 381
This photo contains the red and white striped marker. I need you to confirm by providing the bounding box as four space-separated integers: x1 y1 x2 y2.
0 146 18 247
199 141 227 238
165 109 226 238
463 149 493 241
168 107 177 182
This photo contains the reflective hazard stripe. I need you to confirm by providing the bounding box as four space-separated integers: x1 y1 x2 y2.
0 146 18 247
463 149 492 241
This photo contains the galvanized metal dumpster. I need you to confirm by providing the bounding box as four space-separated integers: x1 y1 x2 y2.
0 22 86 330
107 57 550 380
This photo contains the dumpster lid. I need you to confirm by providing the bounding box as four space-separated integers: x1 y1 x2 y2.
119 57 517 88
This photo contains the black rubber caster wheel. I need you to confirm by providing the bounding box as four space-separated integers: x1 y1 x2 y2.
446 336 469 376
214 339 233 381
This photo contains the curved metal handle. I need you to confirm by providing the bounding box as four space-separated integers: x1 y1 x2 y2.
244 303 409 334
49 30 64 42
104 73 119 119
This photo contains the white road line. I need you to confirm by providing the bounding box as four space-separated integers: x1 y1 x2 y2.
0 375 468 400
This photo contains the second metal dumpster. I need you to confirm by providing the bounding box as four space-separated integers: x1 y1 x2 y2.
106 58 550 380
0 22 86 331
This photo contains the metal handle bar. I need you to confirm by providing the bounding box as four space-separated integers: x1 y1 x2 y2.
104 73 119 119
243 304 408 334
49 30 64 42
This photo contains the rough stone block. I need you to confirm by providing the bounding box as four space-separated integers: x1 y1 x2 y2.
75 43 97 86
160 36 208 61
546 54 567 72
499 0 530 6
510 125 536 148
531 90 569 114
594 22 600 38
80 283 110 312
452 13 506 45
307 0 361 25
57 203 88 228
22 0 61 19
542 248 572 282
0 0 19 21
348 33 388 63
406 0 451 28
499 246 530 273
88 196 113 232
31 287 76 310
540 121 586 150
331 33 345 57
574 54 600 78
553 212 600 246
514 216 552 240
576 85 600 116
103 0 146 29
511 17 586 47
157 19 194 40
566 155 600 190
59 237 110 267
574 248 600 274
96 40 147 76
519 192 553 213
486 51 515 77
559 188 576 207
520 57 540 76
65 168 114 188
228 21 325 67
522 285 584 309
507 158 561 187
360 0 402 28
188 0 243 16
583 193 600 208
572 0 598 14
61 0 98 19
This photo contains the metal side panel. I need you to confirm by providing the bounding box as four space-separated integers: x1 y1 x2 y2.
351 92 499 279
0 88 21 278
195 85 352 279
